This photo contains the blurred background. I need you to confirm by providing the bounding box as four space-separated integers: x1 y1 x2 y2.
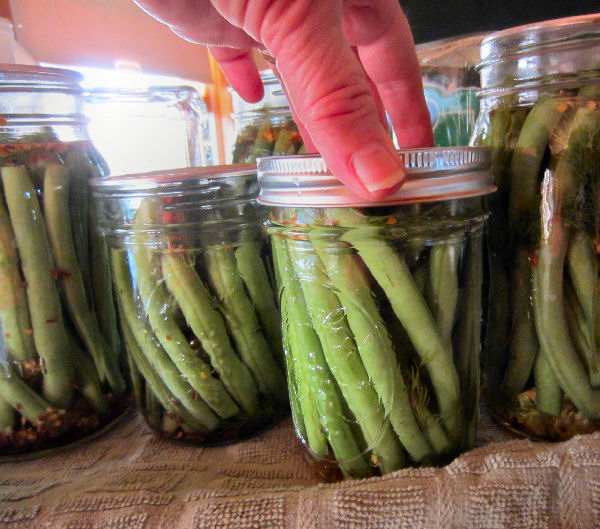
1 0 598 172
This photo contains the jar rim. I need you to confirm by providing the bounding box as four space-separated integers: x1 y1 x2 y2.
86 85 200 102
90 164 257 194
257 147 494 207
479 14 600 66
0 63 83 84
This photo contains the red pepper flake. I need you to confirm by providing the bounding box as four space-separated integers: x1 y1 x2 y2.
0 116 7 126
386 217 398 225
24 328 33 334
51 268 71 280
3 333 9 339
45 317 59 323
165 334 172 340
530 249 538 267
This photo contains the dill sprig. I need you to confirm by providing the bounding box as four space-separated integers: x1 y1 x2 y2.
563 108 600 239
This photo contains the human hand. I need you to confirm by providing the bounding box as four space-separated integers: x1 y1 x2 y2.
134 0 433 199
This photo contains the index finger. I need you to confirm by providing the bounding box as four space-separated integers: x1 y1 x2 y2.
267 3 408 199
344 0 433 148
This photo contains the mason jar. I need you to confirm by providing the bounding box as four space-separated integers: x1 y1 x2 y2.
0 65 130 458
416 32 486 147
258 148 493 480
91 166 288 444
230 70 304 163
85 85 215 175
472 14 600 440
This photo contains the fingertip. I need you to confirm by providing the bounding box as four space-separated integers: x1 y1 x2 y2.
209 47 264 103
349 142 406 195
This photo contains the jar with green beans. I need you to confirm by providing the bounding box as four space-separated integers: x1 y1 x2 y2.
258 148 493 480
472 14 600 440
0 66 130 458
230 70 305 163
91 166 288 444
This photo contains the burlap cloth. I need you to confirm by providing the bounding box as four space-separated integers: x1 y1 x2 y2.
1 406 600 528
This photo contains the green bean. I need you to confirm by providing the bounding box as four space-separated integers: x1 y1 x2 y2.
111 248 220 429
248 118 276 162
145 382 162 429
565 279 595 375
287 238 406 474
0 395 14 430
566 230 600 385
231 124 258 164
508 96 567 234
533 222 600 419
65 150 92 307
121 318 206 432
71 341 108 415
234 240 283 363
0 189 36 363
455 233 483 449
126 335 145 411
273 236 369 476
162 251 259 414
204 245 287 402
90 219 123 390
532 103 600 420
44 163 126 395
534 352 563 417
427 241 460 349
309 230 434 463
502 247 538 396
131 202 239 420
0 363 51 424
1 165 74 409
279 294 307 442
341 230 462 442
414 406 453 455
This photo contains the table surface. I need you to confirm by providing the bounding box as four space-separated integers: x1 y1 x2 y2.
1 408 599 529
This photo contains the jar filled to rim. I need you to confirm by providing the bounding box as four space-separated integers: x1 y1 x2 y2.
472 14 600 441
258 147 494 480
91 165 289 445
0 65 130 459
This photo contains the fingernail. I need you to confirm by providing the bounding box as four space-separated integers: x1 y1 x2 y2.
350 143 406 194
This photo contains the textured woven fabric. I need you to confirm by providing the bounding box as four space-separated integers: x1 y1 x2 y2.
1 409 599 528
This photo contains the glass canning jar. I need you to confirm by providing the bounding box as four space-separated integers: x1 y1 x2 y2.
258 147 494 480
472 14 600 440
0 65 130 458
85 85 215 175
416 32 486 147
91 166 288 444
230 70 304 163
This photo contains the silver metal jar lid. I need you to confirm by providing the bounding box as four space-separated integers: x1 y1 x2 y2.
257 147 493 207
90 164 256 197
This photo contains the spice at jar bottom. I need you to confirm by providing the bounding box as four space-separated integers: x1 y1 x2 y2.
92 166 289 445
258 149 494 480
